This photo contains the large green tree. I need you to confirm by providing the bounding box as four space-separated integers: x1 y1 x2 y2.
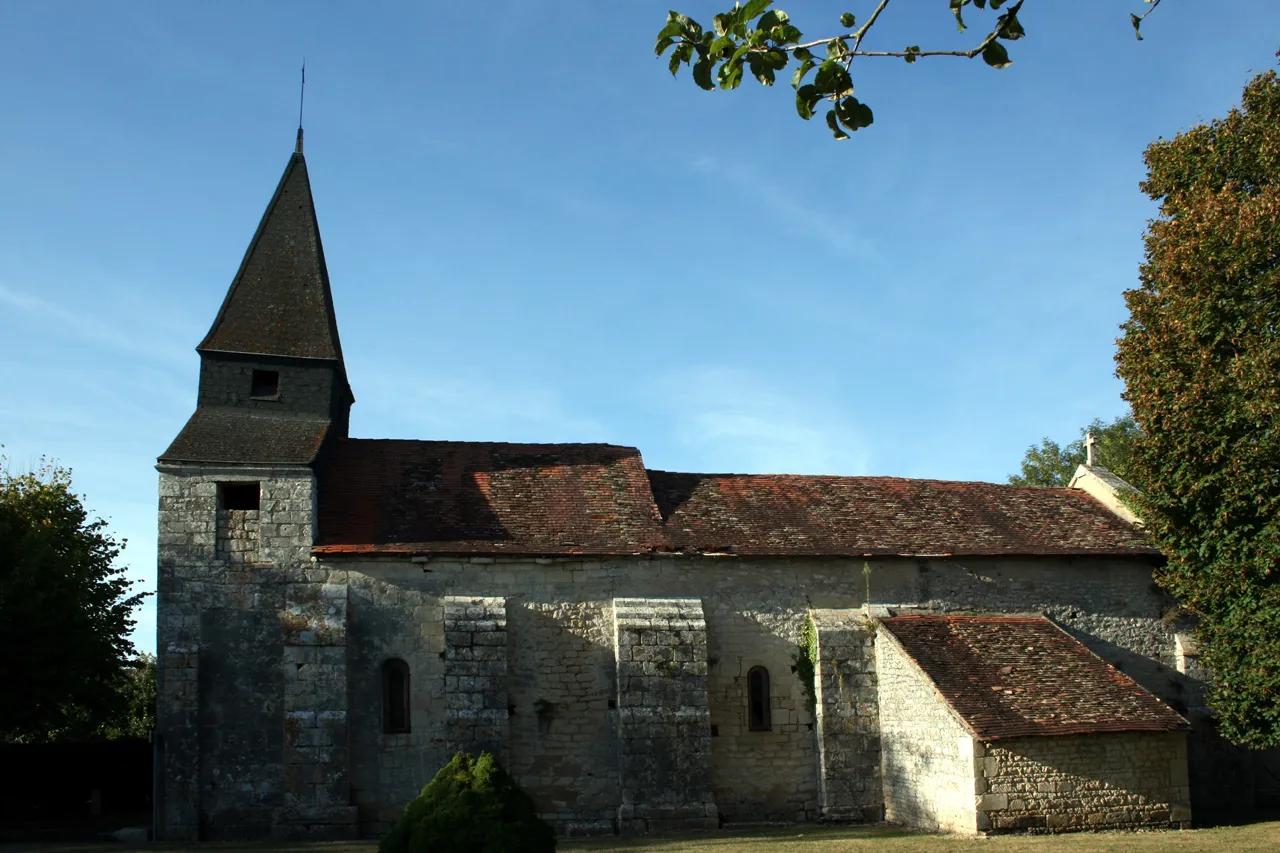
655 1 1166 139
1115 63 1280 748
0 455 149 742
1009 414 1142 487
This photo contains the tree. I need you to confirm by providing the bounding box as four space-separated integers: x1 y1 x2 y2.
655 1 1166 139
1115 61 1280 748
1009 414 1142 487
0 454 149 743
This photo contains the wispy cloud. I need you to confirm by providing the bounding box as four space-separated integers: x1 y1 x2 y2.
0 282 189 367
355 361 606 443
689 155 879 259
648 365 870 475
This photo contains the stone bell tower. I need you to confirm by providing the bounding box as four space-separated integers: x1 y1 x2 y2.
155 130 357 841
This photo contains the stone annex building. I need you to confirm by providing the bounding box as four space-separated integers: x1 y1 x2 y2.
156 136 1265 841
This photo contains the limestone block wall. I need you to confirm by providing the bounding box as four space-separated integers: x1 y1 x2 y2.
613 598 716 834
978 732 1191 832
155 465 319 841
811 611 880 822
875 627 979 833
443 596 509 758
308 553 1185 837
216 509 259 563
346 572 447 836
506 599 620 837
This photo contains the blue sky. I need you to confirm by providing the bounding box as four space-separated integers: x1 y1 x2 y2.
2 1 1277 655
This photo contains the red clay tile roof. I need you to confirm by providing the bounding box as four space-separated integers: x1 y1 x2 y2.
313 439 668 555
648 471 1157 557
312 442 1157 559
160 409 329 465
198 152 345 362
879 615 1188 739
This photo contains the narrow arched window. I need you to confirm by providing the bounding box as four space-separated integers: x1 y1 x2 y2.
382 658 411 733
747 666 771 732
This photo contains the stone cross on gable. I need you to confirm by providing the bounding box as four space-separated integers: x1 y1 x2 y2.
1085 432 1097 467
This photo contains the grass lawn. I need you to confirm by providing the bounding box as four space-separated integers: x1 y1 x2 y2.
6 822 1279 853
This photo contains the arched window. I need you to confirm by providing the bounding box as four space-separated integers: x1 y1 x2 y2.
382 658 411 733
747 666 771 732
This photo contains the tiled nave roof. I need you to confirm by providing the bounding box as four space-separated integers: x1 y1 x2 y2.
310 440 1159 559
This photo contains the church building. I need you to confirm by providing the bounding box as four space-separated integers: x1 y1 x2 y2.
156 136 1251 840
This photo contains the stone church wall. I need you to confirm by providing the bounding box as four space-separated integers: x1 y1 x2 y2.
156 465 353 841
330 553 1179 837
978 732 1191 831
875 628 979 833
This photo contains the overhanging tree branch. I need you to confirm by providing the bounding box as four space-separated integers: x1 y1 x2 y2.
656 1 1167 139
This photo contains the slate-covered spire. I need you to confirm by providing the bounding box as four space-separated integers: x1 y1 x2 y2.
198 145 344 363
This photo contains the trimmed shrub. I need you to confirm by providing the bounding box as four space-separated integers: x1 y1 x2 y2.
379 751 556 853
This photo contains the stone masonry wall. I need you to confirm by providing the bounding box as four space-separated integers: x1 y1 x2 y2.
978 732 1191 832
156 465 320 841
333 553 1183 837
613 598 717 834
216 509 259 564
811 610 880 822
875 626 978 833
163 543 1192 839
443 596 509 760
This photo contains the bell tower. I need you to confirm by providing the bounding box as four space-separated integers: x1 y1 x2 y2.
155 135 357 841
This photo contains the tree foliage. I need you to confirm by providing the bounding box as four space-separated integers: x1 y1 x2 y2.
1008 415 1142 487
655 1 1165 139
379 752 556 853
1115 61 1280 748
0 455 148 743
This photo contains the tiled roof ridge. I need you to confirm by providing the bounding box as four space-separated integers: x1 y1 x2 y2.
338 437 641 452
645 468 1080 492
198 150 345 363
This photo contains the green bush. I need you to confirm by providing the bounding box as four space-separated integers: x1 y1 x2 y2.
379 751 556 853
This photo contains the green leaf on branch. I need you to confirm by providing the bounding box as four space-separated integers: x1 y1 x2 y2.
793 46 813 61
903 45 921 64
719 57 745 89
692 56 715 89
950 0 971 32
795 84 821 119
747 53 776 85
839 12 856 28
826 38 850 60
835 95 874 131
814 59 853 98
667 42 693 76
741 0 772 19
981 41 1012 69
791 57 815 89
825 109 850 139
1131 12 1145 40
997 9 1025 40
757 9 789 31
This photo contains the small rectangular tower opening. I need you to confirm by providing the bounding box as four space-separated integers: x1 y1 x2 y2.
219 481 260 511
250 369 280 399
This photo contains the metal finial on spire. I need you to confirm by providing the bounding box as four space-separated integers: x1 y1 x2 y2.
295 60 306 154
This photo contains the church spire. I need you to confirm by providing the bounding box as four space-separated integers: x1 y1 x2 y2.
197 141 345 364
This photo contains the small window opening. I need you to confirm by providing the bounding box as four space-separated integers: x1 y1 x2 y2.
382 659 411 733
747 666 771 732
250 369 280 399
219 481 260 511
